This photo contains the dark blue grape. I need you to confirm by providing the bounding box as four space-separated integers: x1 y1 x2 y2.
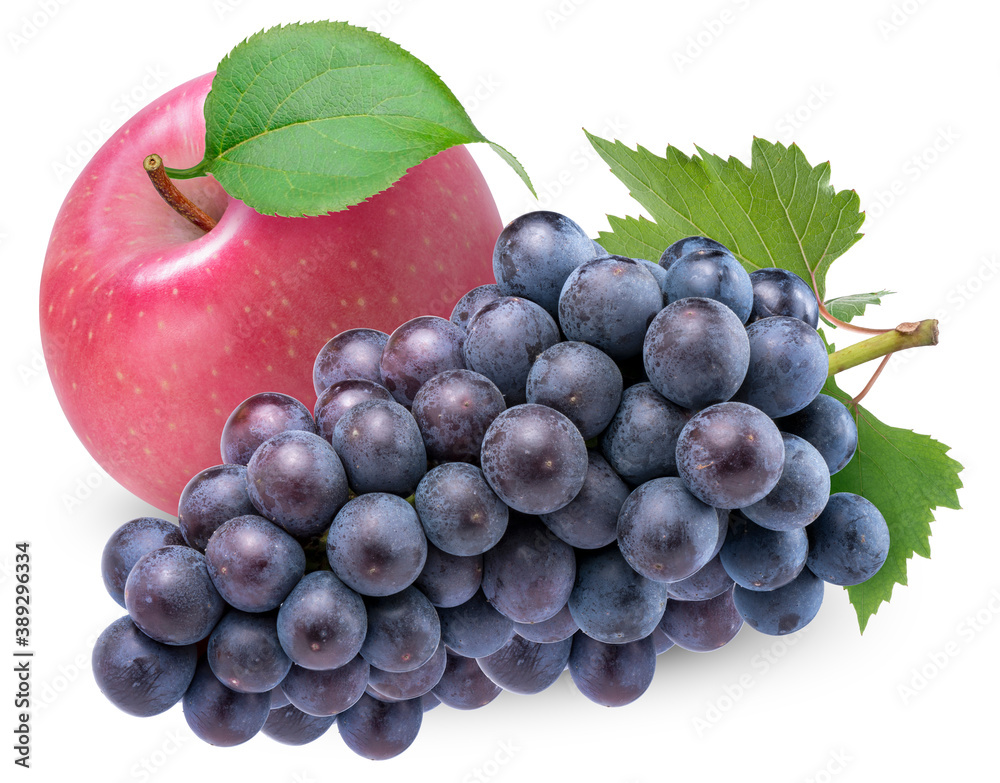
368 642 447 701
269 686 290 710
313 328 389 397
413 542 483 608
207 610 291 693
124 545 225 646
742 433 830 531
379 315 467 407
664 553 734 602
720 514 808 592
421 693 440 712
314 379 393 443
807 493 890 586
331 398 427 496
600 383 691 485
92 615 197 717
569 546 668 644
462 296 561 405
735 316 828 418
450 284 502 331
221 392 317 466
526 341 623 439
643 297 750 410
658 236 731 270
411 369 506 462
511 603 579 643
568 632 656 707
183 658 271 746
262 704 337 746
649 625 675 655
415 463 508 557
177 465 257 552
659 587 743 652
482 515 576 624
711 508 731 558
492 210 596 315
432 651 502 709
338 694 423 760
280 656 370 717
477 634 572 695
480 404 588 515
205 515 305 612
437 589 514 658
617 477 721 583
732 568 825 635
361 588 441 673
638 258 668 295
276 570 367 670
246 429 349 539
663 249 753 323
774 393 858 475
558 256 663 361
102 517 185 607
675 402 785 508
540 450 630 550
326 493 427 597
748 268 819 327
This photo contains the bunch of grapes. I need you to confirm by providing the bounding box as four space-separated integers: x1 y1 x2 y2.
92 211 889 759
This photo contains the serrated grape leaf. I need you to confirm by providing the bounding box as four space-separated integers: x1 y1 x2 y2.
825 290 894 323
167 21 533 216
586 134 864 299
822 373 963 633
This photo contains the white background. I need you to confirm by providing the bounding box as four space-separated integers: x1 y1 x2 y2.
2 0 997 780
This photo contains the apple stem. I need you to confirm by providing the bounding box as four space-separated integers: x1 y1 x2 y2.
143 154 217 233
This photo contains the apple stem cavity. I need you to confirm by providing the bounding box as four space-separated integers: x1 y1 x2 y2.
143 154 218 233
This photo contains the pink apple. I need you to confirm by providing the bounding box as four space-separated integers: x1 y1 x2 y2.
40 73 503 514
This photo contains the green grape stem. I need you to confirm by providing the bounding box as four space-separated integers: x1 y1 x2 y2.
827 319 939 377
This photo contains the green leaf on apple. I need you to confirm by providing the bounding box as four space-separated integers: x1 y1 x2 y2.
588 133 963 632
166 21 534 216
824 290 894 323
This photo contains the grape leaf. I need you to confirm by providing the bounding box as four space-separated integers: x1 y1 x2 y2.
586 134 864 299
825 290 894 323
822 374 963 632
590 133 962 632
167 21 533 216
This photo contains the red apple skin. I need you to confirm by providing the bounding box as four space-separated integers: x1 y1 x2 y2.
40 73 503 514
